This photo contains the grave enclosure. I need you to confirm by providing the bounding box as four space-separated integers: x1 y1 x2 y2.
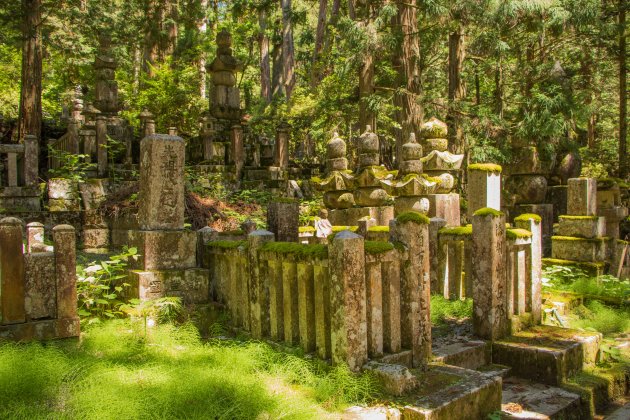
0 30 629 420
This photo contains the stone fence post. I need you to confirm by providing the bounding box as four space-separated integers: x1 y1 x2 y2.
0 217 25 324
26 221 45 253
467 165 502 218
392 212 431 368
248 230 275 339
429 217 447 293
515 215 542 325
567 177 597 216
53 225 77 320
472 209 508 340
329 230 367 371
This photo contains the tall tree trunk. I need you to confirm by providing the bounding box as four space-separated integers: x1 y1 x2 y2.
259 9 272 103
199 0 208 98
143 0 160 75
348 0 356 20
494 56 503 119
280 0 296 101
164 1 178 58
359 53 375 132
619 0 628 178
310 0 328 87
321 0 341 76
447 27 466 153
272 25 284 97
18 0 42 144
394 0 422 163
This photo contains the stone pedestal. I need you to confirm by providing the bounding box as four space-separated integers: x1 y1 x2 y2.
467 166 502 218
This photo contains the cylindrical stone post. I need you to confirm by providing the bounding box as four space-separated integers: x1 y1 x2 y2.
472 209 508 340
23 134 38 186
26 221 45 253
393 213 431 368
168 127 178 136
96 115 108 177
248 230 275 338
53 224 78 320
0 217 25 324
329 230 367 371
515 216 542 324
274 123 290 169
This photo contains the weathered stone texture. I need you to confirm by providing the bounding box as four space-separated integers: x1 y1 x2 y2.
131 268 210 304
0 218 25 324
247 230 274 338
53 225 78 320
567 177 597 216
24 253 56 320
467 170 501 217
267 201 299 242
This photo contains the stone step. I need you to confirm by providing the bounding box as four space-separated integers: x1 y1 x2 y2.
492 325 602 385
477 363 512 379
432 339 490 370
603 400 630 419
501 376 583 419
403 364 502 419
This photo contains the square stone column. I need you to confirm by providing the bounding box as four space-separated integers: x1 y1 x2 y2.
472 209 509 340
515 216 542 324
138 134 186 230
23 134 38 186
267 200 299 242
328 230 367 371
230 124 244 178
567 177 597 216
26 221 45 253
53 225 78 320
0 217 25 324
467 165 502 218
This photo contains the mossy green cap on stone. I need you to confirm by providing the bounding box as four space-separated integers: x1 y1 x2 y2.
396 211 430 225
514 213 542 223
468 163 502 173
473 207 504 217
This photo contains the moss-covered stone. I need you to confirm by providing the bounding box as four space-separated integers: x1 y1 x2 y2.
438 225 473 237
468 163 502 173
514 213 542 223
506 228 532 240
472 207 504 217
364 241 395 254
260 241 328 259
559 215 599 221
396 211 430 225
218 229 245 236
298 226 315 233
368 225 390 233
551 235 610 243
207 240 247 249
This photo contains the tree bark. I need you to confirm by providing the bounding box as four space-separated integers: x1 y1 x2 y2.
494 57 503 119
310 0 328 87
619 0 628 178
259 9 272 103
359 52 375 132
394 0 422 162
280 0 296 101
18 0 42 145
447 28 466 153
272 24 284 97
199 0 208 98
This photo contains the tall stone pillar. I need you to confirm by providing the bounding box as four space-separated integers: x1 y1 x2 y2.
248 230 275 338
472 209 508 340
515 215 542 324
138 134 186 230
23 134 38 186
329 231 367 371
267 200 299 242
392 212 432 367
6 151 18 187
231 124 244 178
96 115 108 177
567 177 597 216
274 122 290 169
26 221 45 252
53 225 78 320
467 164 502 218
0 217 25 324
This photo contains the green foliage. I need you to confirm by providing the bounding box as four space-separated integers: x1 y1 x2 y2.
0 319 379 418
542 265 630 302
430 295 473 325
572 301 630 336
47 147 95 182
0 44 20 118
76 246 138 324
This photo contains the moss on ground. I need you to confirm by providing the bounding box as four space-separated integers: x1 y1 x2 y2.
396 211 430 225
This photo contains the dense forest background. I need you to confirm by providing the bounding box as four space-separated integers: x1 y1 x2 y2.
0 0 627 178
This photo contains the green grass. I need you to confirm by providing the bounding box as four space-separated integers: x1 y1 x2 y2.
430 295 473 325
571 301 630 336
0 320 379 419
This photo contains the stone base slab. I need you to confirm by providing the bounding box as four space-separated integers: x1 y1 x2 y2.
432 340 490 370
0 185 41 212
501 376 582 419
556 216 606 238
129 268 210 304
551 236 608 262
49 198 81 212
403 364 502 419
329 206 394 227
82 228 110 249
0 317 80 341
130 230 197 270
492 325 602 385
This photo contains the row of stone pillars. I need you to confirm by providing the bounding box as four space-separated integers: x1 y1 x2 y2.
0 134 38 187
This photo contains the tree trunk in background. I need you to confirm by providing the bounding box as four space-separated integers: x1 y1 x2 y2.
18 0 42 144
359 53 375 132
447 28 466 153
143 0 160 75
280 0 295 101
259 9 272 103
310 0 328 87
164 1 178 58
348 0 356 20
619 0 628 178
199 0 208 99
272 25 284 97
394 0 422 164
494 57 503 119
321 0 341 75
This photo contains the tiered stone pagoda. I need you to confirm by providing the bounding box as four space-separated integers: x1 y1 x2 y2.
93 35 119 116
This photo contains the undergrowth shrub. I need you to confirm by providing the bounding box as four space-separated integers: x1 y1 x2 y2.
572 301 630 336
430 295 473 324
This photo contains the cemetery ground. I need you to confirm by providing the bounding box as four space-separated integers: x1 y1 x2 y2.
0 253 627 419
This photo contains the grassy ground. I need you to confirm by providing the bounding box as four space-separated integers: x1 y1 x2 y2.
0 320 378 420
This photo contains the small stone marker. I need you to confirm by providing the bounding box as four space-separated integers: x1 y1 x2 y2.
138 134 186 230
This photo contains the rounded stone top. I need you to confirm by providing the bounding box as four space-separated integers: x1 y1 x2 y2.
327 132 347 159
217 29 232 48
333 230 362 241
26 221 44 227
0 217 24 227
359 126 379 153
52 224 75 232
419 117 447 139
402 133 423 161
